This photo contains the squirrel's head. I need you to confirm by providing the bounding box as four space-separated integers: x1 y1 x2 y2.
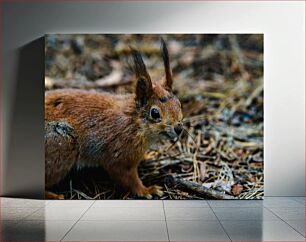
131 38 183 141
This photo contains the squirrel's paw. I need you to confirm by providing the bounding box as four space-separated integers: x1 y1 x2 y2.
148 185 164 198
135 188 152 199
45 191 65 200
135 185 164 199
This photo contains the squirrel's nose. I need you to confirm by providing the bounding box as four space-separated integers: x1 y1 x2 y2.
174 126 182 136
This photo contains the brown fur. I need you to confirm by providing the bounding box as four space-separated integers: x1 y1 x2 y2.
45 39 183 199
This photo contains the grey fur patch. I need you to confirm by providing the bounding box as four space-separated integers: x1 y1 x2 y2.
46 121 76 139
82 132 104 162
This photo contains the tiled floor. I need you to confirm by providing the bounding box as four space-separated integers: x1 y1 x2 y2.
0 197 304 241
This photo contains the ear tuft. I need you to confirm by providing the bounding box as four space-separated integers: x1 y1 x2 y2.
130 46 151 81
130 47 153 108
160 38 173 90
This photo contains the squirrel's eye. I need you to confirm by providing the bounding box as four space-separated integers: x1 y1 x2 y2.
150 108 161 120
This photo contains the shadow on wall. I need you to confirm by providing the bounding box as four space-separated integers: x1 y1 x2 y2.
4 37 45 199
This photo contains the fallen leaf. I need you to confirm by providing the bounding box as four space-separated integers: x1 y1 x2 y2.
232 184 243 195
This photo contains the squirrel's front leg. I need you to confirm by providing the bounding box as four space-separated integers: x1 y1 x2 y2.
130 169 164 199
110 166 163 199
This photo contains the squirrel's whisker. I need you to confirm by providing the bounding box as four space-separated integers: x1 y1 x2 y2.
182 127 197 145
164 128 184 152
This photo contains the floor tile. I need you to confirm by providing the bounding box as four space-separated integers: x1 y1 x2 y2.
208 199 263 208
0 207 40 220
163 200 209 208
92 200 163 208
1 220 75 241
81 207 164 221
292 197 305 206
286 220 305 237
221 220 305 241
212 207 279 220
268 207 305 220
165 207 217 221
263 197 304 207
0 198 46 208
167 220 230 241
47 200 94 208
26 207 88 220
63 220 168 241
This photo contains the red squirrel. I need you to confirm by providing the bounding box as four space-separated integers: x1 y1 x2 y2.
45 39 183 199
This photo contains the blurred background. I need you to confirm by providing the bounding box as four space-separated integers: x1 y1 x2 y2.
45 34 263 199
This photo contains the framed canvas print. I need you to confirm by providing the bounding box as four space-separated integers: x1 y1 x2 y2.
45 34 263 200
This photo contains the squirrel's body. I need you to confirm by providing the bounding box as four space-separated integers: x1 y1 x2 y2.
45 89 150 187
45 39 183 199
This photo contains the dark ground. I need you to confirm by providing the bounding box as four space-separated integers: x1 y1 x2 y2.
45 34 263 199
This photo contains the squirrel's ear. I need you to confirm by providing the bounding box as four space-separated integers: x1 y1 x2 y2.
161 38 173 91
131 47 153 107
135 77 153 108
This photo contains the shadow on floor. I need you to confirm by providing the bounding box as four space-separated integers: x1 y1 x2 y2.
1 219 46 241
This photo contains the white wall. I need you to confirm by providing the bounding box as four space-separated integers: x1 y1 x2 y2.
2 1 305 197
